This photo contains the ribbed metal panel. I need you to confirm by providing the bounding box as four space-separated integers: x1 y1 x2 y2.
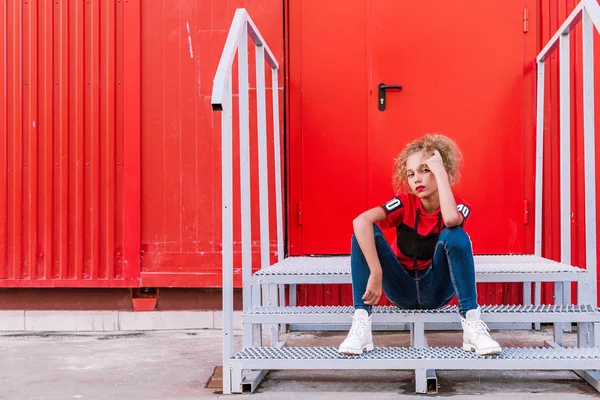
0 1 140 287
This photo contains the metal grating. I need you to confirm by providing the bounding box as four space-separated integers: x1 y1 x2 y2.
255 255 584 276
254 256 351 276
233 346 600 360
249 304 599 315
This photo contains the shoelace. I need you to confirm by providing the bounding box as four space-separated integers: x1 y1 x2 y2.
348 316 368 338
467 318 491 335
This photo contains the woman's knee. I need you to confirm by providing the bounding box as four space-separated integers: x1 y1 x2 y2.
439 226 471 250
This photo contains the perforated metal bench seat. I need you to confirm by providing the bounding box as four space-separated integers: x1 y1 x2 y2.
244 304 600 324
232 346 600 370
254 255 587 284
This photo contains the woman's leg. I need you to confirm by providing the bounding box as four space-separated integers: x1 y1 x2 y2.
340 224 417 355
351 225 418 313
419 226 477 316
420 226 501 355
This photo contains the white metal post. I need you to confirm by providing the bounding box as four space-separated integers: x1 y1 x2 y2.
256 44 278 343
256 44 269 275
577 8 598 348
272 69 284 264
558 34 571 328
534 61 545 257
238 24 253 349
534 282 541 330
252 276 262 347
523 282 532 305
554 282 564 344
559 33 571 266
221 76 234 395
290 284 297 306
582 8 597 307
272 69 286 331
532 61 545 322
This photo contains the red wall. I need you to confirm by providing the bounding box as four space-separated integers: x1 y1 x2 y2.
0 0 140 288
139 0 284 288
1 0 599 310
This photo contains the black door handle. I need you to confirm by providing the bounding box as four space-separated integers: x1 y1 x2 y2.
378 83 403 111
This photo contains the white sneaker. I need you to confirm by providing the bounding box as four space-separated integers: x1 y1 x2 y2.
461 307 502 355
338 309 374 355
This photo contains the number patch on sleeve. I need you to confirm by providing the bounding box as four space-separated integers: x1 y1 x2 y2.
383 197 403 214
457 204 470 219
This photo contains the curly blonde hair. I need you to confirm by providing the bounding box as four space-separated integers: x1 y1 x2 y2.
393 133 463 193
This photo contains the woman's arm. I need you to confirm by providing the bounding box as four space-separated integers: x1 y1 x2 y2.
426 150 463 227
353 207 387 272
353 207 387 305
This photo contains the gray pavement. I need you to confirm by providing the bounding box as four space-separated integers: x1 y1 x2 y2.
0 327 598 399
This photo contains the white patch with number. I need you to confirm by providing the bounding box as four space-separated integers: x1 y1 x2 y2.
457 204 470 218
383 197 402 214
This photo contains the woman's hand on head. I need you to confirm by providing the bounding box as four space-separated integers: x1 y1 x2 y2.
425 150 446 176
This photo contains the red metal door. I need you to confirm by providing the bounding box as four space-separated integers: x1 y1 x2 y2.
368 1 527 256
290 1 531 257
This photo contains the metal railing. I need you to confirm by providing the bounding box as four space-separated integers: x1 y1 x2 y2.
211 8 283 394
534 0 600 309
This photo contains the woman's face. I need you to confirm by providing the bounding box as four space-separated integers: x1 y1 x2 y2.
406 150 439 199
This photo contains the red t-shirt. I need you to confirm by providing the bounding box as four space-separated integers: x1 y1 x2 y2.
377 192 472 270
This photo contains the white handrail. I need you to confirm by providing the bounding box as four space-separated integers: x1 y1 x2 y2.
535 0 599 313
211 8 283 394
537 2 585 62
537 0 600 62
211 9 279 111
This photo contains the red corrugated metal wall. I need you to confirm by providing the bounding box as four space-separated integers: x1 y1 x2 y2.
0 0 140 287
139 0 284 288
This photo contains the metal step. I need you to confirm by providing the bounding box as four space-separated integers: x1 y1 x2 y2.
254 255 587 284
244 304 600 324
231 346 600 370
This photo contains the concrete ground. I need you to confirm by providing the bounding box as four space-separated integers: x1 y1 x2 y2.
0 327 598 399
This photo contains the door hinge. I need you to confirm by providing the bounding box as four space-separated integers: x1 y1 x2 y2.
524 200 529 225
523 8 529 33
297 201 304 225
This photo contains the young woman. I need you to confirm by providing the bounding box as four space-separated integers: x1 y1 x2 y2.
338 134 501 356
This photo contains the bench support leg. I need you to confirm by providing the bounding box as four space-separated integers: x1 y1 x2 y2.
412 322 438 394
